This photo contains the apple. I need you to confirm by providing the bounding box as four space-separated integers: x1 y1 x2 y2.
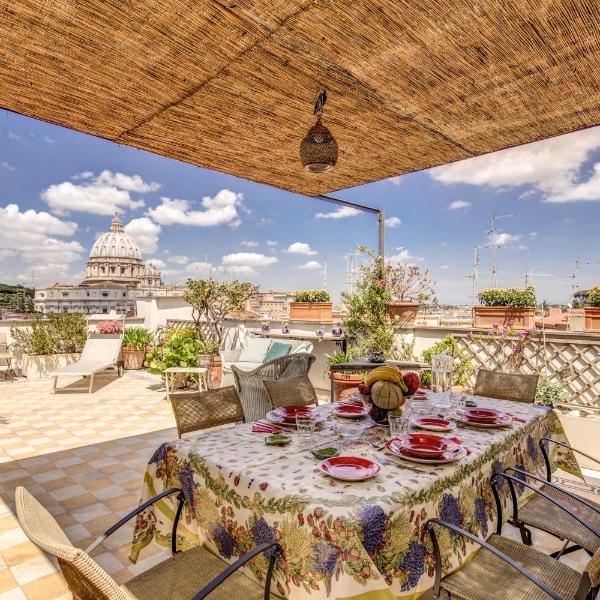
402 371 420 396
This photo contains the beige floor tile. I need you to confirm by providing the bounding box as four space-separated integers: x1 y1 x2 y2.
1 542 45 568
0 569 17 594
21 572 69 600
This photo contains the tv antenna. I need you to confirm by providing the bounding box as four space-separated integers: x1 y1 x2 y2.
488 212 514 287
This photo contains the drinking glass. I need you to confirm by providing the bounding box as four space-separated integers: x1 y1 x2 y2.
431 354 453 402
388 414 408 438
296 414 316 449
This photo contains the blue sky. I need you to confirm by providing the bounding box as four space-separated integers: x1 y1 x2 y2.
1 107 600 304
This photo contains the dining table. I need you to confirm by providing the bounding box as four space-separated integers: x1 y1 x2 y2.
130 394 571 600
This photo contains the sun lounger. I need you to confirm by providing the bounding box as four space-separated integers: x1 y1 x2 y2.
51 334 123 394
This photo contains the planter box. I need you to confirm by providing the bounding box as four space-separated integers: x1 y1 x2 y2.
122 349 145 370
386 301 419 326
23 353 80 380
473 306 535 329
289 302 333 322
584 307 600 332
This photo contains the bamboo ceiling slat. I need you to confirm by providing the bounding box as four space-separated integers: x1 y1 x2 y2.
1 0 600 195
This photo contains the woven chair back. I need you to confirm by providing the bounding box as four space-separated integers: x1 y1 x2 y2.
170 385 244 437
474 369 539 403
263 374 318 409
587 546 600 587
15 487 132 600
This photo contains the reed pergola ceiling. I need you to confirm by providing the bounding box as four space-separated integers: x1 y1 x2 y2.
1 1 600 195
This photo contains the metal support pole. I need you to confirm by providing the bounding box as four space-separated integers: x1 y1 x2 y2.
316 194 385 259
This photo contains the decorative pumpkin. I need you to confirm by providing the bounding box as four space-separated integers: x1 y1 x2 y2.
371 380 406 410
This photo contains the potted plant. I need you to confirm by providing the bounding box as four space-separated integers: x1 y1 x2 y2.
474 286 536 329
11 313 87 379
326 349 362 401
260 321 271 332
281 322 290 334
584 285 600 332
146 327 203 389
385 263 436 326
331 325 343 337
96 319 123 335
289 289 332 322
341 246 398 361
197 339 220 389
121 326 152 370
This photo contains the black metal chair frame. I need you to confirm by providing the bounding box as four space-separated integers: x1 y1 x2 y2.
540 437 600 483
83 487 281 599
427 472 600 600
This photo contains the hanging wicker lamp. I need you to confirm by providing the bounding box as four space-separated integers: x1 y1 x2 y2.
300 90 338 173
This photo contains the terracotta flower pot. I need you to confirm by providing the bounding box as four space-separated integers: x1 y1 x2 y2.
289 302 333 322
473 306 535 329
209 355 223 390
584 307 600 332
386 301 419 326
122 349 145 370
330 372 362 401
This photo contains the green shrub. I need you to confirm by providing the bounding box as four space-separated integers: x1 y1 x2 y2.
535 374 569 406
293 289 331 303
478 286 536 307
420 334 473 387
587 285 600 307
122 327 152 351
11 314 87 355
145 331 203 379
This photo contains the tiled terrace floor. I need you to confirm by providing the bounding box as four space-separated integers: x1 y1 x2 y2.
0 372 595 599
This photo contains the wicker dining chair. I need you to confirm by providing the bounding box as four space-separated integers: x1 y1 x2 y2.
16 486 281 600
426 473 600 600
474 368 539 403
232 354 316 422
170 385 245 438
262 374 318 409
499 437 600 556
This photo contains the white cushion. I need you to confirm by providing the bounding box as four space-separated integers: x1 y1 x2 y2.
238 337 272 362
290 341 312 354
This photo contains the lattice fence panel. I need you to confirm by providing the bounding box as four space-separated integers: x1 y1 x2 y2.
165 319 219 344
455 334 600 407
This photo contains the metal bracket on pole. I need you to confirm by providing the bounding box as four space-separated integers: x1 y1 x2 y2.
316 195 385 258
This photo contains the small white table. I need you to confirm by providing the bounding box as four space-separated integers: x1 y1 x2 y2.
164 367 208 402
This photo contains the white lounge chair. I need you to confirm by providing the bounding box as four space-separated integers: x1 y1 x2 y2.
51 334 123 394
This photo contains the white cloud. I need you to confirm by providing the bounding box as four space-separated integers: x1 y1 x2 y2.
0 204 83 279
167 255 189 265
8 132 24 142
529 232 538 239
430 126 600 203
449 200 471 210
266 240 278 247
124 217 161 254
147 189 243 227
228 219 242 230
240 240 258 247
146 258 167 270
220 252 278 268
388 247 423 265
44 136 56 144
285 242 318 256
489 232 521 247
387 176 403 185
384 216 401 228
440 265 450 270
0 161 14 172
94 170 160 193
186 261 212 274
41 170 160 215
298 261 322 270
315 206 361 219
214 265 258 276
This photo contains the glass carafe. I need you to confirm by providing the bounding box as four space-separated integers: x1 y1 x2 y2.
431 354 453 405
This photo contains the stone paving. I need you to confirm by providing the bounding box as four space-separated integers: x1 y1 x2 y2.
0 372 595 599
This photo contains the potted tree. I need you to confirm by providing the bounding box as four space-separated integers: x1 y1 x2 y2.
341 246 398 362
386 263 436 326
474 286 536 329
184 278 258 387
121 326 152 370
289 289 332 322
584 286 600 332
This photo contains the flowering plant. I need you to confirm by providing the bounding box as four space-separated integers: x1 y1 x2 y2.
293 289 331 302
96 320 123 334
386 263 436 303
478 286 536 307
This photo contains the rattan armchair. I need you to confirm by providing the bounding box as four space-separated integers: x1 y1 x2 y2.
232 354 316 422
426 474 600 600
16 486 281 600
170 385 245 438
474 368 539 403
499 438 600 555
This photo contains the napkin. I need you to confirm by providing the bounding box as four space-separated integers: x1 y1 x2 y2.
252 421 284 433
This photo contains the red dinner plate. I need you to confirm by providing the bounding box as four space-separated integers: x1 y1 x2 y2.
319 456 380 481
394 433 451 458
387 443 466 464
411 417 453 432
459 408 502 423
274 405 315 422
334 403 367 418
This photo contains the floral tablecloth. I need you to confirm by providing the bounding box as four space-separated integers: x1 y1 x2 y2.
130 397 567 600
